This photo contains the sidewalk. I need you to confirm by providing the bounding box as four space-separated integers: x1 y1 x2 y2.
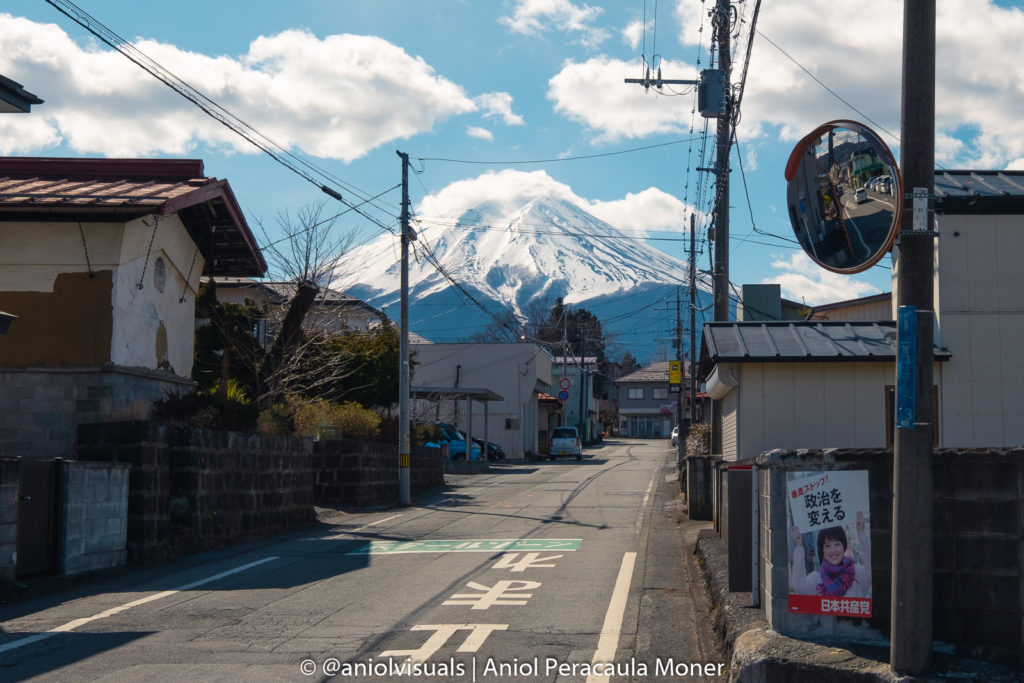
695 529 1020 682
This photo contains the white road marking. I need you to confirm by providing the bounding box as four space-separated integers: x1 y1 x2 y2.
0 556 278 655
314 513 403 541
443 580 541 609
587 551 637 683
379 623 508 663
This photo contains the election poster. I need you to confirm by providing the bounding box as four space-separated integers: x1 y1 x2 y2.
786 470 872 618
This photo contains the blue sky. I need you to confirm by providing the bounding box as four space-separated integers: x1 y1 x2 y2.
3 0 1024 308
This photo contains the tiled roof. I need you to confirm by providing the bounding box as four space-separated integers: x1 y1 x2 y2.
0 157 265 276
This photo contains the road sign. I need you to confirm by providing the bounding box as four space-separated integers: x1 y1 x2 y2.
559 378 571 389
557 390 570 402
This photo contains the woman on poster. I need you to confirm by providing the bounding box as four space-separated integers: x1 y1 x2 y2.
790 511 871 598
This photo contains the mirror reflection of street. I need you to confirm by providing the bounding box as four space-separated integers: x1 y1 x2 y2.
785 120 901 273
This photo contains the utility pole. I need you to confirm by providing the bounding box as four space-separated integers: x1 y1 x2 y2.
890 0 935 674
675 288 684 437
397 151 414 506
689 212 697 426
711 0 732 323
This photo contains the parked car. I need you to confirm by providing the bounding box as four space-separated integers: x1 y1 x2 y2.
433 423 483 461
671 426 679 446
472 438 505 461
549 425 582 460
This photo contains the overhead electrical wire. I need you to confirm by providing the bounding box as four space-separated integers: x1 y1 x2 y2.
416 138 699 165
43 0 399 235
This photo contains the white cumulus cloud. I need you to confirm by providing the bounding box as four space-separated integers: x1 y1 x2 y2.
673 0 1024 170
587 187 689 236
548 56 697 142
0 16 477 161
500 0 610 48
466 126 494 141
765 252 878 306
475 92 525 126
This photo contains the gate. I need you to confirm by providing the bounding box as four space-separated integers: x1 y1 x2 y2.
16 459 61 577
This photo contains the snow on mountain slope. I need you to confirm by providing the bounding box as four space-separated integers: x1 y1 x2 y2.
333 185 710 361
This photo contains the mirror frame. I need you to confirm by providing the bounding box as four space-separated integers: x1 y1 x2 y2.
785 119 903 274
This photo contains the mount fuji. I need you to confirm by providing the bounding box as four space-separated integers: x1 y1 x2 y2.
334 186 712 364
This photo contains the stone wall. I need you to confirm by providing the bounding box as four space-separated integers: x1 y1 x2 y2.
312 440 445 508
77 421 315 564
0 366 191 461
756 447 1023 671
77 422 447 564
61 461 129 575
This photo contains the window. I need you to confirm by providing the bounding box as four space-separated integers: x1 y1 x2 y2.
627 388 644 400
652 387 668 399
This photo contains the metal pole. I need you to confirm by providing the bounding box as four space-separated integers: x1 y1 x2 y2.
891 0 935 674
397 151 411 505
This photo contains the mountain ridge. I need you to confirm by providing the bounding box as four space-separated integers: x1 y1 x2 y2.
335 193 711 363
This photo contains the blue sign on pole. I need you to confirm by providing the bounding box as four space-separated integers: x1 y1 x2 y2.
557 390 570 402
896 306 917 429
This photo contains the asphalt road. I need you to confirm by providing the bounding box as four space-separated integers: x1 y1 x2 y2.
0 438 723 682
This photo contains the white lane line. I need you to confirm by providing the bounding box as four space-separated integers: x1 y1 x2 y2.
306 513 404 541
0 556 278 655
641 469 657 508
587 551 637 683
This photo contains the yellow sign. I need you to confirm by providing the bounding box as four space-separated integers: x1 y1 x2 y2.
669 361 681 385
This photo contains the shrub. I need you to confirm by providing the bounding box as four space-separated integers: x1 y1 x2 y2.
152 381 257 430
258 396 381 440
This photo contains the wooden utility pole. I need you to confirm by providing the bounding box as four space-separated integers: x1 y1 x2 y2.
890 0 935 674
689 212 697 425
397 150 412 506
711 0 731 323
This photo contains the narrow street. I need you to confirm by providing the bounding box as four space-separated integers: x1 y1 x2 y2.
0 439 723 682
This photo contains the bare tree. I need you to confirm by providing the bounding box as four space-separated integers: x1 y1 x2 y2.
251 201 361 403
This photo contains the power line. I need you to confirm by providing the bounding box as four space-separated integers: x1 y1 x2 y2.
416 138 700 166
44 0 399 234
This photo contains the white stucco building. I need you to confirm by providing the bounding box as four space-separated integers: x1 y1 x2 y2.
410 342 554 458
0 157 265 459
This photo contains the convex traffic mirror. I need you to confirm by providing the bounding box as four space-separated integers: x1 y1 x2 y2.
785 120 902 273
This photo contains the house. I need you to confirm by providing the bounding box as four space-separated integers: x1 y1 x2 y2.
807 291 893 322
615 360 685 438
409 342 554 458
699 320 950 461
208 276 385 347
0 157 265 460
927 170 1024 446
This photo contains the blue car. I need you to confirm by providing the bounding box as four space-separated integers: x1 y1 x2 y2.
434 423 483 461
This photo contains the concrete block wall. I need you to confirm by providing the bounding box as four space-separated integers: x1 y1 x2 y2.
0 366 191 461
312 441 444 508
756 447 1023 671
77 421 172 563
0 457 19 593
61 461 129 575
932 448 1024 668
78 421 316 563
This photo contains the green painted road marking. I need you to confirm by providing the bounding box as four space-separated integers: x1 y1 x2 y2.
346 538 582 555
